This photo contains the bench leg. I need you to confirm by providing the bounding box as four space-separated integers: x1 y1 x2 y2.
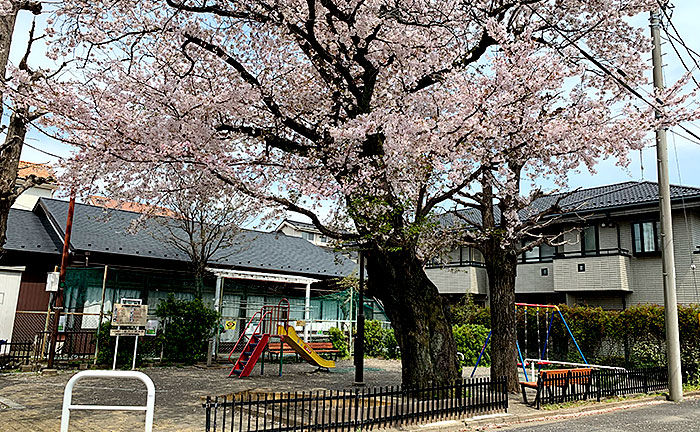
521 384 529 404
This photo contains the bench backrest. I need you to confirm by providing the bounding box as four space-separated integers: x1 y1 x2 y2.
541 368 591 380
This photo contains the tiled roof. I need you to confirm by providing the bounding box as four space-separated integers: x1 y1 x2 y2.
445 181 700 227
17 161 54 179
39 198 355 278
3 208 63 254
87 196 178 218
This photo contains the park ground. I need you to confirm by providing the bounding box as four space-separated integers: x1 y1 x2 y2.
0 358 692 432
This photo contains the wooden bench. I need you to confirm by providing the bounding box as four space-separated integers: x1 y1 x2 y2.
267 341 340 360
520 368 592 406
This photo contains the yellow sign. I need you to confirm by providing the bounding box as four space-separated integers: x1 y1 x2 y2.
225 320 236 331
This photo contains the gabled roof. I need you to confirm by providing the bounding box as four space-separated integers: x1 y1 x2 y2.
39 198 355 278
17 161 53 179
277 219 320 232
3 208 63 254
445 181 700 227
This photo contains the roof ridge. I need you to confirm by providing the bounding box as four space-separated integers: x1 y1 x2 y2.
562 181 641 208
39 197 276 236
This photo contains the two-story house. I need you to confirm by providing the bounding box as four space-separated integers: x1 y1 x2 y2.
426 181 700 309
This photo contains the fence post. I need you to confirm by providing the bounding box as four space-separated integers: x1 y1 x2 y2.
643 368 649 393
596 370 601 402
205 396 212 432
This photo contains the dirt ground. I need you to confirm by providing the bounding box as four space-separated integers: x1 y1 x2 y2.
0 359 496 432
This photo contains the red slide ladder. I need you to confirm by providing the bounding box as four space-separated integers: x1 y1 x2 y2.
228 300 290 378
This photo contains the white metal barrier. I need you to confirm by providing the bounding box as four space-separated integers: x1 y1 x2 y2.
60 370 155 432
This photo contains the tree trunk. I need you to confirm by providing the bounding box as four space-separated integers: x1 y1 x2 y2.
483 245 519 392
0 7 20 251
366 246 460 387
0 111 28 250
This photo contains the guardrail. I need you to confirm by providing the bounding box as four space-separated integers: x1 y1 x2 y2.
60 370 156 432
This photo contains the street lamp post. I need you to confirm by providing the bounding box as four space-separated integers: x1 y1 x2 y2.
354 249 365 386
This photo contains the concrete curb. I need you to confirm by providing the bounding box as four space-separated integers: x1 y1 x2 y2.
401 391 700 431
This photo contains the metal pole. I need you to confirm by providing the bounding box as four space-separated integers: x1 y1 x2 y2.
214 276 223 360
48 192 76 369
94 265 108 365
132 335 139 370
304 282 311 341
354 249 365 385
651 9 683 402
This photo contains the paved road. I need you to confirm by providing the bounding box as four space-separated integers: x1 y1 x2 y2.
496 397 700 432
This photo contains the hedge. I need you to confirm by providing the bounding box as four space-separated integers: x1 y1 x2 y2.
454 300 700 381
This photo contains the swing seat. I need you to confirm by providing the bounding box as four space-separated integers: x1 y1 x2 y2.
520 368 592 407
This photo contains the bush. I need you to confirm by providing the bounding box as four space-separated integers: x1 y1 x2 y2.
452 324 490 367
354 320 402 359
328 327 350 358
450 294 490 327
156 294 219 364
384 328 401 359
94 321 160 368
363 320 386 357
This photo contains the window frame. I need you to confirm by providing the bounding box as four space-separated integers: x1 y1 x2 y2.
580 225 599 256
631 220 661 256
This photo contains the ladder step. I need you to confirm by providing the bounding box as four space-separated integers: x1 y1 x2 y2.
233 369 243 375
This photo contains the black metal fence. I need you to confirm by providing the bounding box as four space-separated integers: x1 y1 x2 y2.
203 377 508 432
0 341 32 370
532 367 668 408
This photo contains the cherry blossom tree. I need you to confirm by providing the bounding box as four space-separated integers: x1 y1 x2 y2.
30 0 690 388
0 2 47 251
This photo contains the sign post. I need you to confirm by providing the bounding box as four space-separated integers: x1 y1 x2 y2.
110 298 148 370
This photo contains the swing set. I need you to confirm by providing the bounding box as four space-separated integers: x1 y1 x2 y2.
470 303 589 382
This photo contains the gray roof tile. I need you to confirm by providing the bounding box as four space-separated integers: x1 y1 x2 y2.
443 181 700 227
39 198 355 278
4 208 63 254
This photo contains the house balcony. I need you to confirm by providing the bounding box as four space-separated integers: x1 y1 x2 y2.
424 260 487 296
551 248 632 292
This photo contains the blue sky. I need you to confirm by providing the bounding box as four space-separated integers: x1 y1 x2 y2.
11 2 700 195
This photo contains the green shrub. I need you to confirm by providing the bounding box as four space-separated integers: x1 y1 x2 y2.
328 327 350 358
452 324 490 367
156 294 219 364
363 320 386 357
450 294 490 327
384 328 401 359
94 321 160 368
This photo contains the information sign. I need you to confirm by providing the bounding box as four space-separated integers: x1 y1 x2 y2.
112 303 148 327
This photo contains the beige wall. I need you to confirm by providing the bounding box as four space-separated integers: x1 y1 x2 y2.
515 262 554 293
428 209 700 307
11 186 54 211
426 266 487 296
553 255 631 292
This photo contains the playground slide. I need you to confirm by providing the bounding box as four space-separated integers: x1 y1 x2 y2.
279 325 336 369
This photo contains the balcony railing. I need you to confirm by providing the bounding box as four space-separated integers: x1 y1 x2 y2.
424 260 486 269
521 248 631 264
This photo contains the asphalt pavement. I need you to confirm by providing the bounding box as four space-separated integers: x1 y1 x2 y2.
493 396 700 432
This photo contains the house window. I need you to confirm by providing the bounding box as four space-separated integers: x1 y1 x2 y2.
302 231 316 241
578 263 586 272
541 268 549 276
632 221 660 254
581 225 598 255
522 242 556 262
319 235 327 243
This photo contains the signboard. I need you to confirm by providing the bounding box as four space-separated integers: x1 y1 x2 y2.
58 315 66 332
145 320 158 336
112 303 148 327
110 328 146 336
224 320 236 331
46 272 59 292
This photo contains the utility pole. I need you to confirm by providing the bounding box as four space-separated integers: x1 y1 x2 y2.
47 192 76 369
650 9 683 402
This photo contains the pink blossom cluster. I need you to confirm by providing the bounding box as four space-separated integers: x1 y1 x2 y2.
24 0 696 245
